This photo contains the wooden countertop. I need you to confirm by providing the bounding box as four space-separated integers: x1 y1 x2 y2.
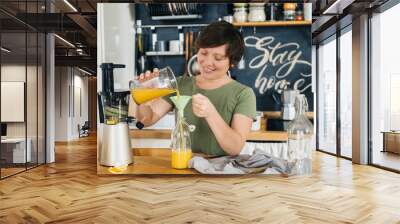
130 129 172 139
263 111 314 120
97 148 199 175
130 129 288 141
247 131 287 141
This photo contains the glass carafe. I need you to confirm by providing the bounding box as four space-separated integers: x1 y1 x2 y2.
287 94 314 175
171 116 193 169
129 66 178 105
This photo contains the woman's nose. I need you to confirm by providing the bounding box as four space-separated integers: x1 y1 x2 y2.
199 55 214 67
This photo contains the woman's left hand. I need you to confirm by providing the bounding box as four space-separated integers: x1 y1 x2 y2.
192 93 216 118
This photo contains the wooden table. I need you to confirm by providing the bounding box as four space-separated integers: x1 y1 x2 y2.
97 148 199 175
99 131 288 175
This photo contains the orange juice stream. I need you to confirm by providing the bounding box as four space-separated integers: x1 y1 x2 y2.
131 88 176 104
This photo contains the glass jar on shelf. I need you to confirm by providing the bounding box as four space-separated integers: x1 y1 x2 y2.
287 94 314 175
233 7 247 23
283 3 296 21
295 4 304 21
267 3 275 21
248 3 266 22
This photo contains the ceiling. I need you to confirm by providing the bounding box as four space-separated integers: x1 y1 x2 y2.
311 0 391 44
0 0 101 73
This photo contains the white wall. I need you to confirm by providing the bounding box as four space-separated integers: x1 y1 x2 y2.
1 65 26 140
1 63 46 164
1 65 30 137
97 3 136 92
55 67 68 141
55 67 89 141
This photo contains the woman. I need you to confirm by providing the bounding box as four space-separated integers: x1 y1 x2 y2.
131 21 256 156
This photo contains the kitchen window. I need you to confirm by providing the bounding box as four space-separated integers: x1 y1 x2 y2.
339 27 352 159
0 1 47 179
317 35 337 155
370 2 400 171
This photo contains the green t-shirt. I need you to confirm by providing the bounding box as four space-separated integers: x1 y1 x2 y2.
163 76 257 156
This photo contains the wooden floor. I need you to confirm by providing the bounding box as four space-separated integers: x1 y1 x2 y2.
1 167 26 178
1 135 400 223
1 163 44 178
372 151 400 171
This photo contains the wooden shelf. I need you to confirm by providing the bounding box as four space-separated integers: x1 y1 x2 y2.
233 21 311 27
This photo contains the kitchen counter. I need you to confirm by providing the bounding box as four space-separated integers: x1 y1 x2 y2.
263 111 314 120
97 148 199 175
100 128 290 175
130 129 288 142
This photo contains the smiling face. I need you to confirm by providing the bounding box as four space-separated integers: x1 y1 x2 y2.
196 44 230 81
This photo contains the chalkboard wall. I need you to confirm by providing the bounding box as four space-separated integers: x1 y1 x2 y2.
135 4 312 112
233 26 312 111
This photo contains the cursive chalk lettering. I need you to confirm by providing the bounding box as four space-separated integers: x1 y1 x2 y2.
244 35 312 95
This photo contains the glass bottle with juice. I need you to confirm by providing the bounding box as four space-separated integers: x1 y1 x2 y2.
170 114 193 169
170 94 194 169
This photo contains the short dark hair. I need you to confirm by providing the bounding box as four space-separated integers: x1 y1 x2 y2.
195 21 244 67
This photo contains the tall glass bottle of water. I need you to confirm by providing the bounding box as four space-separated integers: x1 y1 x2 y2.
287 94 314 175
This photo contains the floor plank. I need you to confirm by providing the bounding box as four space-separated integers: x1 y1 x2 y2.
0 134 400 223
372 151 400 171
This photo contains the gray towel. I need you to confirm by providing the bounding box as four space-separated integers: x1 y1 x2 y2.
189 149 297 175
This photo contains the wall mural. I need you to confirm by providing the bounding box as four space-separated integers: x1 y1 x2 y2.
232 26 312 111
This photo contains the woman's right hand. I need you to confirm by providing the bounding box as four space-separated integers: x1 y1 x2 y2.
137 68 159 83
